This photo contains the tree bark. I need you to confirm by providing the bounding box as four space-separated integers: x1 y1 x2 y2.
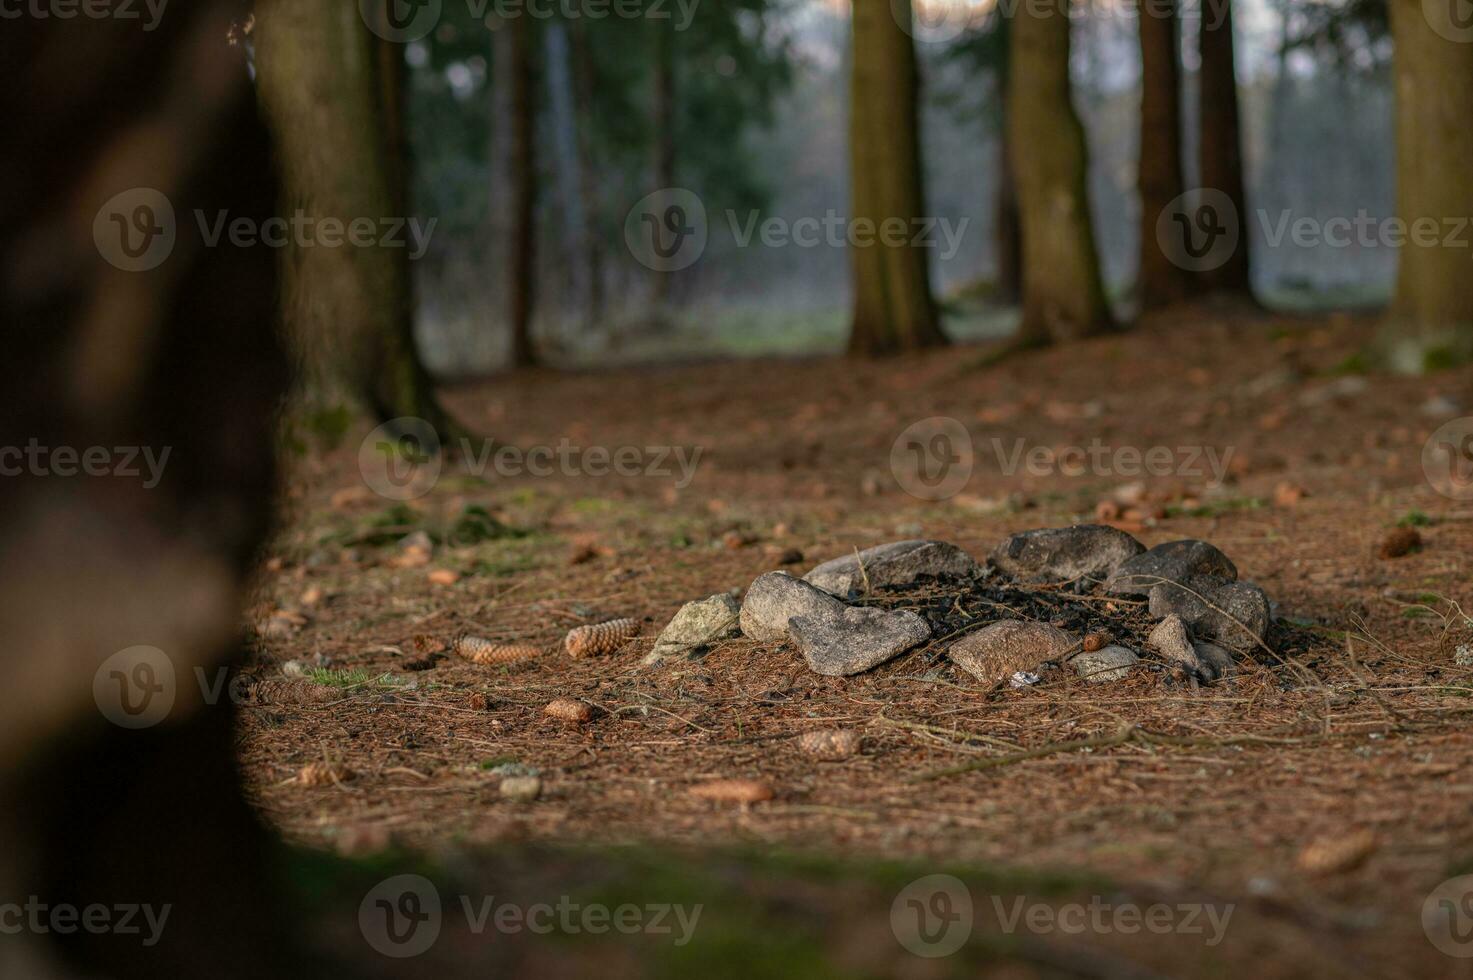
1197 0 1253 294
507 16 539 367
1008 0 1113 344
254 0 459 437
1137 0 1190 310
995 120 1023 303
649 20 678 324
1 5 299 976
1382 0 1473 369
848 0 946 355
571 19 605 332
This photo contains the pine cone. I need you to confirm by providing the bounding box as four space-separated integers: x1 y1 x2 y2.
796 729 862 761
297 762 353 786
564 618 640 658
688 779 774 804
249 678 339 705
1296 828 1377 875
454 634 541 665
543 697 594 723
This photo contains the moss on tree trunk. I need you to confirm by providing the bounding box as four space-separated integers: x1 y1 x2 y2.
848 0 946 356
1008 0 1113 343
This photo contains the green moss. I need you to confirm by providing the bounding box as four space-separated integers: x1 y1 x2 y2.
1328 351 1369 376
1424 345 1465 373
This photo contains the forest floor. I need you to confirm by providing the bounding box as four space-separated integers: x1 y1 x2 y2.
247 304 1473 978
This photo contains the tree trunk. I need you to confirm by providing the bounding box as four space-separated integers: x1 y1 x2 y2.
545 21 592 344
848 0 946 355
1008 0 1113 344
994 120 1023 303
1 5 298 977
571 18 605 332
649 21 678 324
254 0 459 437
1197 0 1253 294
507 16 539 367
1382 0 1473 370
1137 0 1190 310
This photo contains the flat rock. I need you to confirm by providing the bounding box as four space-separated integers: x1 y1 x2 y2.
803 539 980 597
1106 539 1237 596
1147 614 1206 677
789 606 931 677
644 593 741 666
989 525 1145 589
1149 577 1270 653
949 620 1077 683
1072 645 1139 683
739 571 845 643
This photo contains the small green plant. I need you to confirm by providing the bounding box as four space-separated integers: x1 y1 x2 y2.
446 504 524 546
1398 510 1433 528
1164 497 1265 519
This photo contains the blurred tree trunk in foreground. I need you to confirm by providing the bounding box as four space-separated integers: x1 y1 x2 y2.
506 16 540 367
1382 0 1473 371
848 0 946 355
255 0 459 435
0 5 299 977
1197 0 1253 296
1137 0 1190 311
1008 0 1113 344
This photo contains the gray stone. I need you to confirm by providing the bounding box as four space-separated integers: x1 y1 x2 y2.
1072 645 1139 683
949 620 1077 683
803 539 981 597
1192 642 1236 681
1149 577 1270 653
739 571 845 643
1147 614 1206 676
989 525 1145 589
789 606 931 677
645 593 741 665
1105 539 1237 596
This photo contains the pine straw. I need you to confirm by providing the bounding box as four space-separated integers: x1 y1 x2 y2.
242 313 1473 972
